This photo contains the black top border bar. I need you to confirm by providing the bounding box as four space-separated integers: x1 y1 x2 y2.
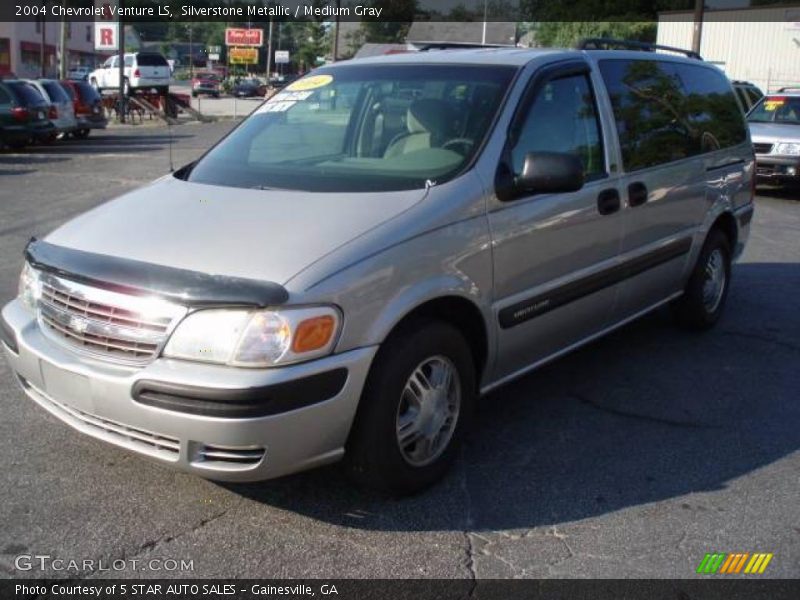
2 1 800 23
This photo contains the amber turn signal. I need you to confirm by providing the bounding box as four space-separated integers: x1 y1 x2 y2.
292 315 336 353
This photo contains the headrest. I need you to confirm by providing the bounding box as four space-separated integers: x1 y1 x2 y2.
407 99 451 136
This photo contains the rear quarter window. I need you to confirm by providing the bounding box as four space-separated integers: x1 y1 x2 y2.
599 59 747 171
136 53 168 67
7 82 44 106
42 82 70 103
0 85 12 104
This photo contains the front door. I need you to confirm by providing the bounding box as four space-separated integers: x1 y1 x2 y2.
489 61 625 383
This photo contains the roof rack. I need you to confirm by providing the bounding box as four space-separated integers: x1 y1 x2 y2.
576 38 702 60
415 42 510 52
776 86 800 93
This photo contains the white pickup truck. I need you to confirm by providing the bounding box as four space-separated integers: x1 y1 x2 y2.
89 52 171 96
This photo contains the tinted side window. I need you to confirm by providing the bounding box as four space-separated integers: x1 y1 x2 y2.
599 59 696 171
137 53 168 67
672 63 747 151
511 74 605 179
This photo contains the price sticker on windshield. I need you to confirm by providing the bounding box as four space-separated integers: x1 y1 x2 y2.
257 90 315 114
286 74 333 91
764 98 786 111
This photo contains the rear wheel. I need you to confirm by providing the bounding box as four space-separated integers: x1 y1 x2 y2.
344 320 476 495
672 228 731 330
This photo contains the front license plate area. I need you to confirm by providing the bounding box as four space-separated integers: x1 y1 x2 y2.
40 362 92 413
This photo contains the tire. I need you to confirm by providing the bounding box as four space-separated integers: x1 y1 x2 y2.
191 91 198 98
672 228 732 330
7 139 28 150
74 129 90 139
344 320 476 495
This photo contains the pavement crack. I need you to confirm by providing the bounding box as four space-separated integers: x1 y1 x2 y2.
458 450 478 591
570 392 716 429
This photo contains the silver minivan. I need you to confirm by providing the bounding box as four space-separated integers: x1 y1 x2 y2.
2 43 755 493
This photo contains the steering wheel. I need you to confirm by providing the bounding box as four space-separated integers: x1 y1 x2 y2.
442 138 475 154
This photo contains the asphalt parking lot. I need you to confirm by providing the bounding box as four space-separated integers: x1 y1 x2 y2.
0 124 798 580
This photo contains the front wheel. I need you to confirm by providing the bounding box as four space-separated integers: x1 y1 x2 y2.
672 228 732 330
344 320 476 495
73 129 90 139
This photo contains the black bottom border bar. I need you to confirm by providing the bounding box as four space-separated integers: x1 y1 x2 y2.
4 579 800 600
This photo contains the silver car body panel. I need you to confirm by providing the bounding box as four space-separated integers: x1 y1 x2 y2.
2 48 754 481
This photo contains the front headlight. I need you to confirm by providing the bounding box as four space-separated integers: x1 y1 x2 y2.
162 306 341 367
774 142 800 156
18 263 40 311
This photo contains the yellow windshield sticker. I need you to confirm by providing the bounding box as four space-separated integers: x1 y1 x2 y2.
286 74 333 91
764 99 785 111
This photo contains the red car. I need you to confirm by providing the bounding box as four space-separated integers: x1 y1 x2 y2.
191 72 221 98
60 79 107 138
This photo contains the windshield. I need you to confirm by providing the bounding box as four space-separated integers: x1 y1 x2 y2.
42 81 70 103
747 96 800 124
187 64 516 192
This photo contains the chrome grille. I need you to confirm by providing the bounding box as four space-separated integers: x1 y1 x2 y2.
753 143 773 154
37 273 186 365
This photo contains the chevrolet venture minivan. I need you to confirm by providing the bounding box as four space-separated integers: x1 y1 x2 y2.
2 42 755 493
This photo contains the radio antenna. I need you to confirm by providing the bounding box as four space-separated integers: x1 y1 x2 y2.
167 94 175 173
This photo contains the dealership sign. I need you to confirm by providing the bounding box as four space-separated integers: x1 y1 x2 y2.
225 29 264 47
94 22 119 51
229 47 259 65
94 0 118 51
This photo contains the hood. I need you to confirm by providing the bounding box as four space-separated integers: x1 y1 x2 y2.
45 177 426 285
748 121 800 144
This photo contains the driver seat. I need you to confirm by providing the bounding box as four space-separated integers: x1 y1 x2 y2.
384 99 452 158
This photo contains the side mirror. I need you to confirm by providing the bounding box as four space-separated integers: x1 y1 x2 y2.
516 151 585 195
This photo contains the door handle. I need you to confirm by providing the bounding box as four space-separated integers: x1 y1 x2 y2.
597 188 621 216
628 181 648 207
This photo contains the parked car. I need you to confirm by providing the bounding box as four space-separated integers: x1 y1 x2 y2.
232 78 267 98
89 52 171 96
732 80 764 114
60 80 108 138
268 74 300 90
747 88 800 186
191 72 221 98
0 79 55 148
24 79 77 139
67 66 93 81
2 42 754 494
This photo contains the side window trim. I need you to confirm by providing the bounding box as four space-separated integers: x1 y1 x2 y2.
496 59 608 198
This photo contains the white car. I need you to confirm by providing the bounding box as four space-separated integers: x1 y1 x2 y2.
89 52 171 96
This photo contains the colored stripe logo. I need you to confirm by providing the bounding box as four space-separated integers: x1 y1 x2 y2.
696 553 773 574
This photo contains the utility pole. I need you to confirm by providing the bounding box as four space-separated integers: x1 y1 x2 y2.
59 14 67 80
691 0 705 55
40 0 46 78
481 0 488 45
188 24 194 80
266 18 273 81
332 0 340 62
118 1 126 123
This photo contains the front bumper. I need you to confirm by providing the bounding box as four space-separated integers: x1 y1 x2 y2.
755 155 800 182
1 299 376 482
